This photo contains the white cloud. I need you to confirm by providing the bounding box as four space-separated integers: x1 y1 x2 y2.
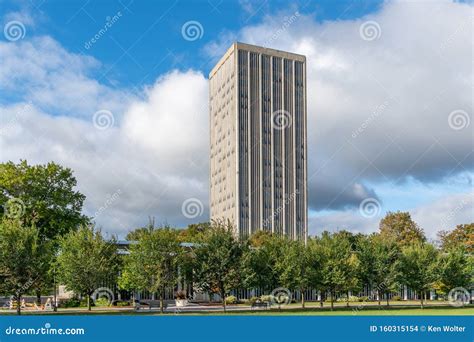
311 191 473 239
1 1 472 238
0 37 132 118
0 38 209 237
205 0 473 211
411 191 474 239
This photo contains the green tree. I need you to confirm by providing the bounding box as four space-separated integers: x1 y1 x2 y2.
242 232 283 293
119 227 181 313
0 160 88 240
379 211 425 247
357 234 399 306
125 217 158 241
317 232 360 310
307 237 325 307
395 243 438 308
0 219 51 315
177 222 211 243
436 247 473 295
56 226 119 311
193 220 245 312
0 160 88 303
276 240 314 308
438 223 473 254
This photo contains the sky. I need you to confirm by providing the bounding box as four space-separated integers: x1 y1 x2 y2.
0 0 472 240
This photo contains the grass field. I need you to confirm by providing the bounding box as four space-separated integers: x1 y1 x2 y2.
1 304 472 316
185 306 474 316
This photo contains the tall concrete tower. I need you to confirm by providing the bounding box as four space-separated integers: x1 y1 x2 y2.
209 42 307 241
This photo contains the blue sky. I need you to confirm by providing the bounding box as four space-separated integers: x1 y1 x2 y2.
0 0 472 239
1 0 383 85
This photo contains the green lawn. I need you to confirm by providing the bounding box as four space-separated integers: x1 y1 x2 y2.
1 304 472 316
186 306 474 316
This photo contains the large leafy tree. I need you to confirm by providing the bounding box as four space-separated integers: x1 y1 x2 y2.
357 234 399 306
177 222 211 243
276 240 315 308
119 227 181 313
0 160 88 239
307 237 325 307
0 219 51 315
242 232 283 293
438 223 473 254
379 211 425 247
56 226 119 311
436 247 473 296
193 220 245 312
0 161 88 303
317 232 360 310
395 243 438 308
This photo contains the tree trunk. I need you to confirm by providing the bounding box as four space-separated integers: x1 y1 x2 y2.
87 295 91 311
378 290 381 306
160 292 164 314
16 296 21 316
420 292 424 309
301 289 305 309
386 292 389 307
330 291 334 311
319 293 323 308
36 290 42 306
346 291 350 307
221 290 226 313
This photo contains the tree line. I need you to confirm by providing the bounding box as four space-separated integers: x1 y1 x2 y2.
0 161 472 314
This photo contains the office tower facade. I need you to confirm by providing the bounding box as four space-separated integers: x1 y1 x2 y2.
209 42 307 241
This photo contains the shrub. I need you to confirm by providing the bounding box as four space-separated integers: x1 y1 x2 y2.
114 301 130 307
95 297 111 307
392 295 402 301
358 296 369 302
260 295 273 303
225 295 237 304
246 296 259 305
60 298 81 308
80 298 94 307
349 295 359 302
